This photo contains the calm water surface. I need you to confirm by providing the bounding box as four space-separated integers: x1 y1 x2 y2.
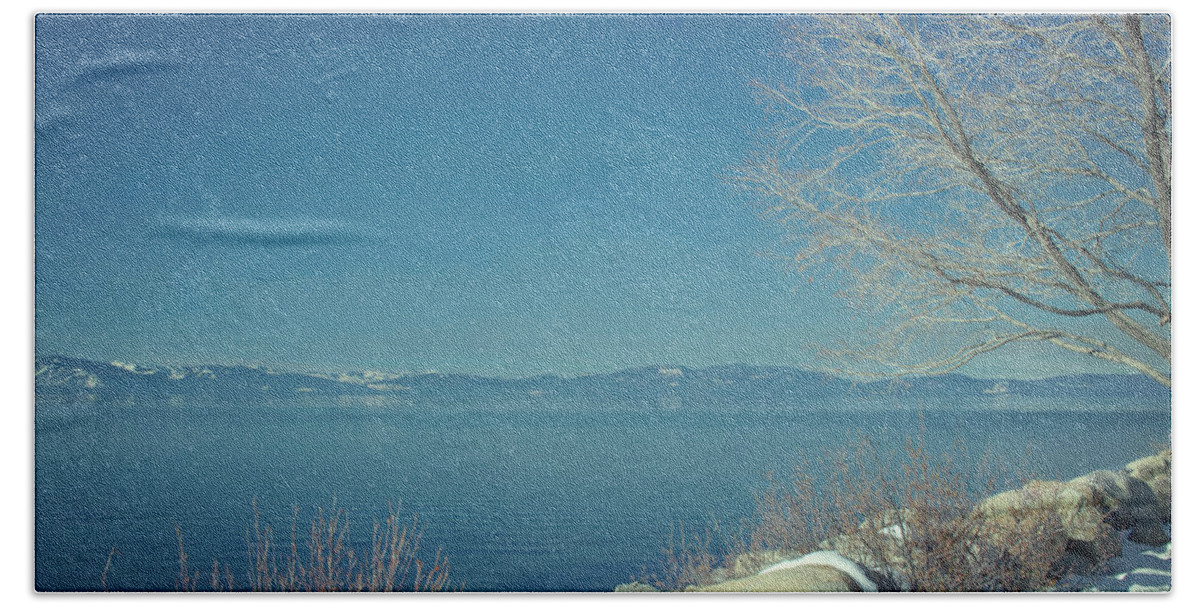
35 397 1169 591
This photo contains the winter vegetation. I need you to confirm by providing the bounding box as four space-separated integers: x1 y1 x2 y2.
631 435 1171 592
631 12 1174 594
169 499 454 592
737 14 1171 386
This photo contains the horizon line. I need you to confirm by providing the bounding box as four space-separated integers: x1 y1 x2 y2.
34 352 1159 385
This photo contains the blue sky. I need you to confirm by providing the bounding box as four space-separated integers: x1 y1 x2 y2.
33 13 1148 379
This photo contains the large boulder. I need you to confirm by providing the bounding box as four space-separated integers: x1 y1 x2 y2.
692 551 882 592
1067 469 1168 546
1126 449 1171 523
613 581 660 592
976 480 1107 542
693 564 864 592
974 479 1120 575
718 549 789 581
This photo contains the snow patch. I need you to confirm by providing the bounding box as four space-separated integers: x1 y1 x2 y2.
759 551 878 592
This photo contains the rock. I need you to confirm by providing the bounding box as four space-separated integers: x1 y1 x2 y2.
719 549 789 581
1127 522 1170 546
692 551 881 592
613 581 660 592
693 564 863 592
1067 469 1168 546
1054 535 1123 578
976 480 1107 542
1126 449 1171 522
975 479 1119 575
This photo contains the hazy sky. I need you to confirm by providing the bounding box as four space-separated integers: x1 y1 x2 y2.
34 13 1144 378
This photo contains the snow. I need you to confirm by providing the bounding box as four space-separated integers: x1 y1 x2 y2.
1054 525 1171 592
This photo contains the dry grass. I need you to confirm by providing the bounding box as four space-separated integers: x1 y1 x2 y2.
99 547 119 591
649 520 721 591
174 497 454 592
647 427 1073 592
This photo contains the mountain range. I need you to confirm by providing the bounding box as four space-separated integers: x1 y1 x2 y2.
33 355 1170 410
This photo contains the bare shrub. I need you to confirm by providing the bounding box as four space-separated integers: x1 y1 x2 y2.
650 520 721 591
175 497 454 592
643 427 1075 592
743 432 1070 591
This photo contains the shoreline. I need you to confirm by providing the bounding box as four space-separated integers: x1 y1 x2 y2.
1054 525 1172 592
627 447 1172 593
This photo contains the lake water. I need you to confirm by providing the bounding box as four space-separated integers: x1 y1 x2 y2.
35 396 1169 591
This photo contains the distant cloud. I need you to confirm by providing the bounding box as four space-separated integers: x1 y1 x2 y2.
78 51 181 82
156 216 369 247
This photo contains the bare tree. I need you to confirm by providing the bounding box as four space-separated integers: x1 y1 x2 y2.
738 14 1171 387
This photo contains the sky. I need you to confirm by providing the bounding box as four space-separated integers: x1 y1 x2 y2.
32 12 1157 379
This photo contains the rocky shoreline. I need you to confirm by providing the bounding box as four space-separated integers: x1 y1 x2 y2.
618 448 1171 593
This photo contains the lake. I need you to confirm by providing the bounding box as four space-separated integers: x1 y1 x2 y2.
35 396 1169 591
